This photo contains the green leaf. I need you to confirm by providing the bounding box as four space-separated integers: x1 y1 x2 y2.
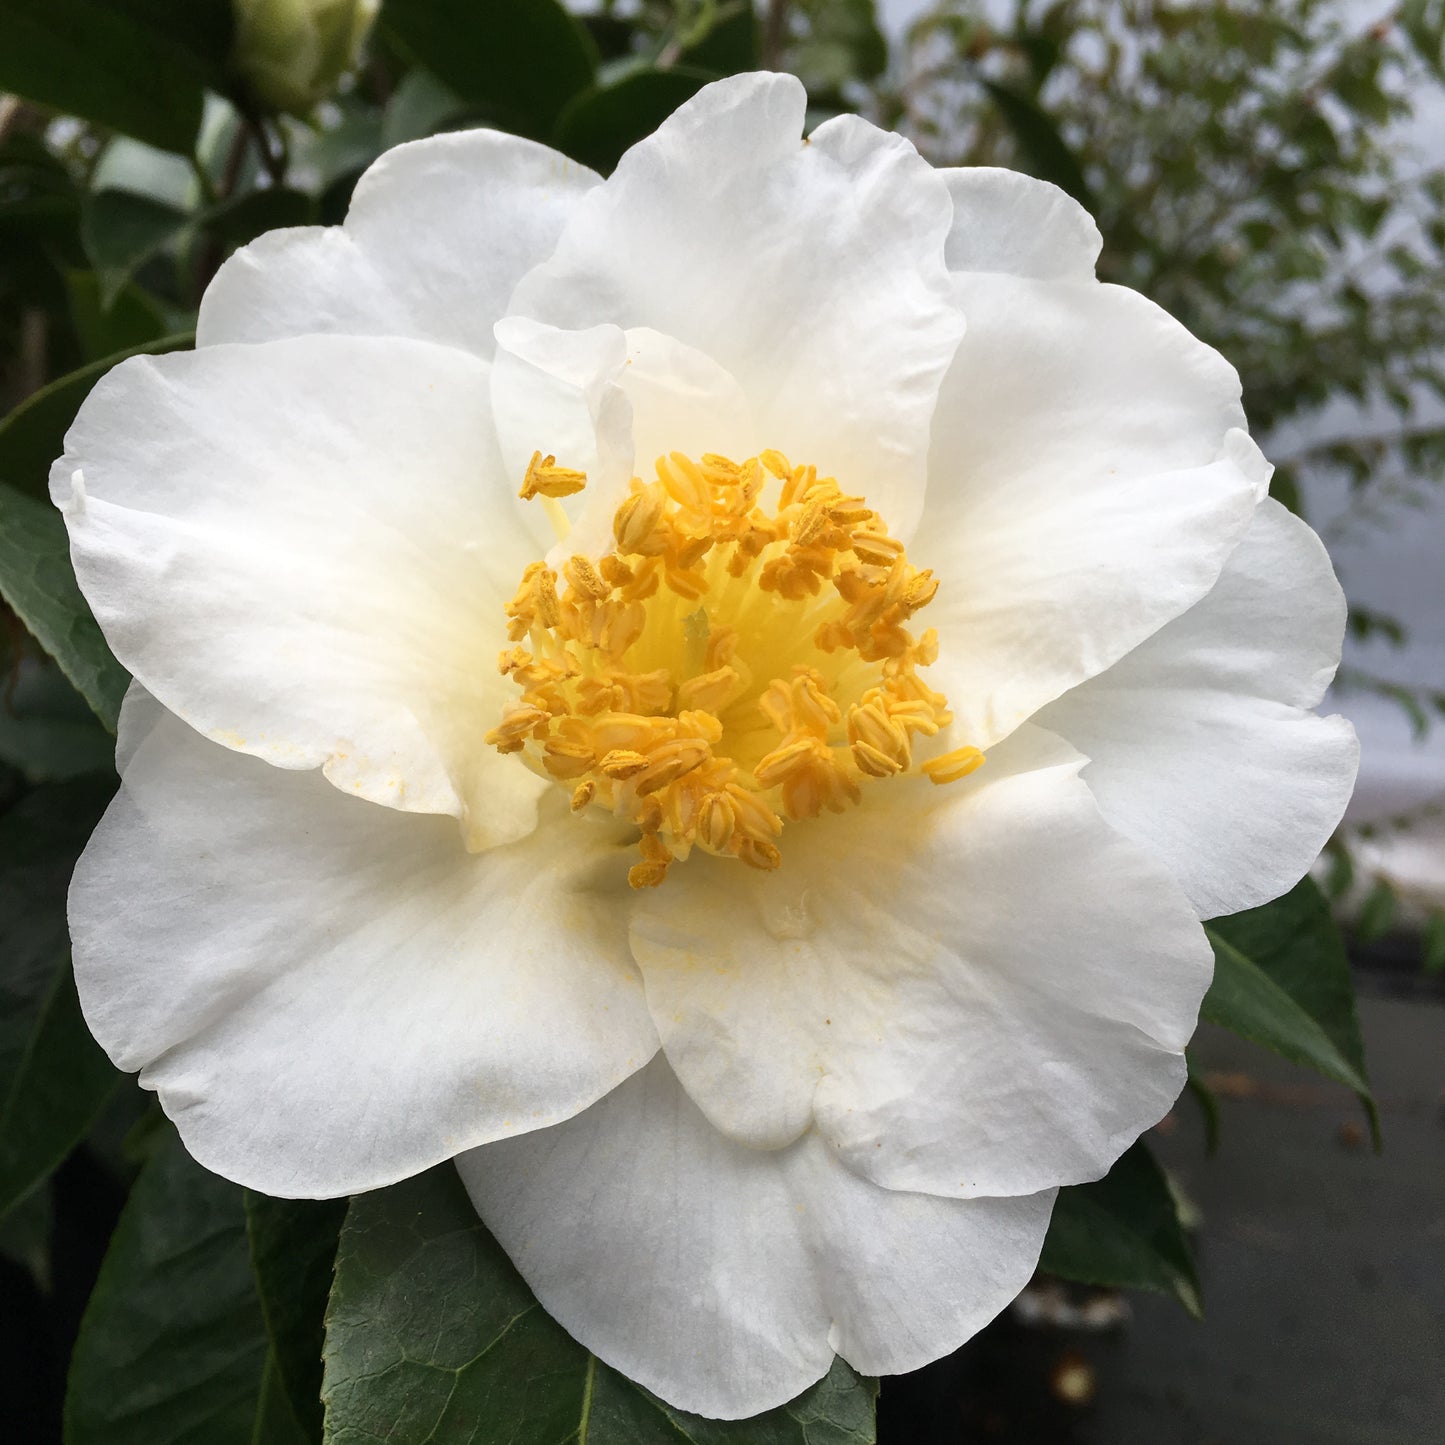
0 961 118 1221
0 0 206 155
0 779 112 1107
980 80 1095 208
81 189 191 308
1203 877 1378 1145
556 68 717 175
0 332 193 500
65 271 174 363
380 68 469 150
0 777 117 1221
1355 879 1397 943
66 1132 295 1445
1424 912 1445 977
0 660 116 783
1184 1052 1220 1157
681 2 759 74
246 1193 347 1441
381 0 597 141
1040 1141 1202 1318
0 481 129 731
105 0 236 88
323 1166 878 1443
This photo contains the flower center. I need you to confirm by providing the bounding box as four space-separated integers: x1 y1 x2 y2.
487 449 983 886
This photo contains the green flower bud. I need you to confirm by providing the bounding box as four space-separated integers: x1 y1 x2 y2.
231 0 380 116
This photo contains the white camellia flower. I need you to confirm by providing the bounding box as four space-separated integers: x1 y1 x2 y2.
54 74 1357 1419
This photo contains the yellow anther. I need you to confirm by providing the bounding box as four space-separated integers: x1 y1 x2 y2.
852 740 904 778
923 746 986 785
760 449 793 480
738 838 783 872
484 702 550 754
599 749 651 780
634 738 711 796
520 450 588 500
850 530 906 567
613 484 668 554
698 792 737 852
564 554 611 601
488 446 955 885
676 666 739 714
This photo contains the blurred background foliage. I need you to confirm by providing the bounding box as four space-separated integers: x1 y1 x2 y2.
0 2 1440 1442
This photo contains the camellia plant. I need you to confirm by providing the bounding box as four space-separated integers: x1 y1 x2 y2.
0 2 1407 1441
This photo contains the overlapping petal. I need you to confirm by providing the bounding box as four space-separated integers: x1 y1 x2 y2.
458 1056 1053 1419
630 726 1213 1199
73 691 657 1198
509 72 963 537
198 129 600 357
52 332 544 843
1038 499 1358 918
921 169 1268 746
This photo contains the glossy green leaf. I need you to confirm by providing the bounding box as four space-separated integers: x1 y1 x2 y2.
1183 1053 1221 1157
0 332 193 500
0 963 118 1221
381 0 597 140
66 1132 301 1445
105 0 236 87
0 779 112 1109
65 271 174 363
322 1165 878 1444
0 482 128 731
0 0 206 155
380 68 470 150
0 775 116 1221
0 660 115 783
81 189 190 308
555 68 716 174
1203 877 1378 1143
1040 1141 1202 1318
681 2 759 74
246 1193 347 1441
1424 912 1445 976
790 0 888 95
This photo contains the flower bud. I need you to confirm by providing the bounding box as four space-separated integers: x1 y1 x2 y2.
232 0 379 116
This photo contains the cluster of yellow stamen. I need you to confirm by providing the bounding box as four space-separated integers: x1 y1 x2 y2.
486 448 984 887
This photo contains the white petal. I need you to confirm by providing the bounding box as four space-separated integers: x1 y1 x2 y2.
198 129 600 358
921 268 1267 747
629 726 1213 1197
457 1056 1053 1419
1037 499 1359 918
489 316 635 555
72 692 657 1197
941 167 1102 280
490 318 758 565
53 334 546 845
510 74 962 538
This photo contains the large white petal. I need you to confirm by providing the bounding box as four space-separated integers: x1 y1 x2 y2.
72 691 657 1197
1037 499 1359 918
629 726 1213 1198
197 129 600 358
509 73 963 538
921 268 1267 749
457 1056 1053 1419
52 333 546 846
941 167 1102 280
